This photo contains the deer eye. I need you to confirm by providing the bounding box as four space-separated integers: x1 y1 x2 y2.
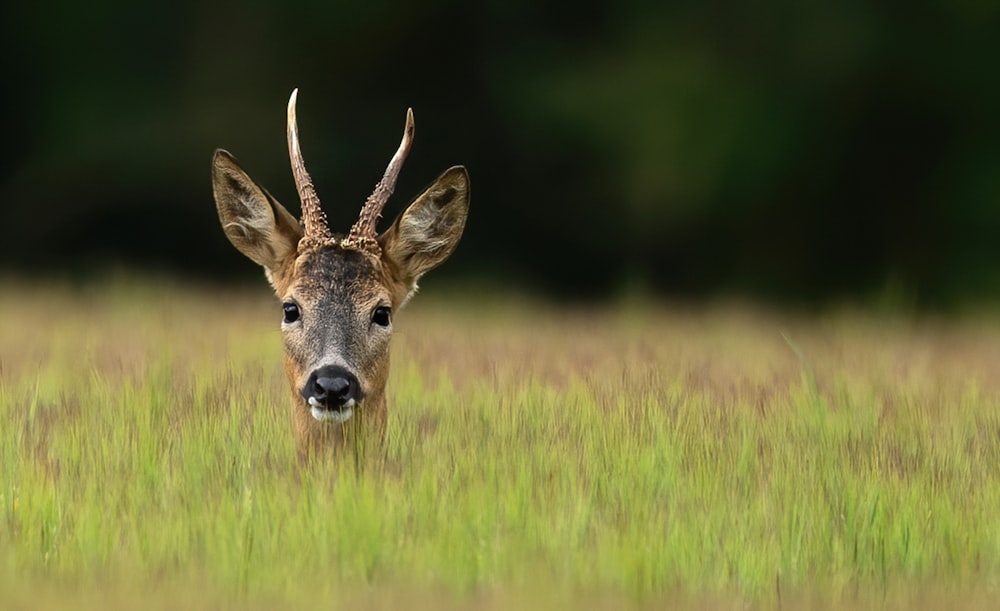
282 302 300 324
372 305 391 327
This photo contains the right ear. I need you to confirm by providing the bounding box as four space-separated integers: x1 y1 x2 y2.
212 149 302 287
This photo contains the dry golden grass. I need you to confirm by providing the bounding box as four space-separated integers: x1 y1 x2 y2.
2 277 1000 609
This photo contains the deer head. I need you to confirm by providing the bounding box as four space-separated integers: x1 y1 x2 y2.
211 90 469 452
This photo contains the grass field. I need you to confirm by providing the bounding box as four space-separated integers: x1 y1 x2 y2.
2 278 1000 609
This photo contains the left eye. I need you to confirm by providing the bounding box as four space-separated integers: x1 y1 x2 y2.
372 305 391 327
282 302 300 324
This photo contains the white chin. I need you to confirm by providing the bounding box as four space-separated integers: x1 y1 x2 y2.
310 407 353 423
308 397 356 423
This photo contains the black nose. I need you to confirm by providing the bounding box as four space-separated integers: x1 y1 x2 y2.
302 365 362 411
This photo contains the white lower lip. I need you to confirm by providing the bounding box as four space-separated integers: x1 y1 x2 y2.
308 397 356 423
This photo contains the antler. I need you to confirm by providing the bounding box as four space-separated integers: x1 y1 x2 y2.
287 89 333 243
344 108 415 251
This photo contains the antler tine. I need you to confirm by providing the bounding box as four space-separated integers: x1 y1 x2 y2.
287 89 332 242
346 108 415 249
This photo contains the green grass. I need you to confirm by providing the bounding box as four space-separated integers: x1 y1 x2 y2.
2 279 1000 608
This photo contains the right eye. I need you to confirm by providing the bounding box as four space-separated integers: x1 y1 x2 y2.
282 302 300 324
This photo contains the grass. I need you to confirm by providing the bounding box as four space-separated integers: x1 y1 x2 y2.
2 278 1000 609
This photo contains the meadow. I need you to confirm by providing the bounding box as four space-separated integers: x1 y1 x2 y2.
2 278 1000 609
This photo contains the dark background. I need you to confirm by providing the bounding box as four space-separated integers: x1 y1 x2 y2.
1 0 998 307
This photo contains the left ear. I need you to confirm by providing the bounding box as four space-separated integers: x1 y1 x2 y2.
380 166 470 300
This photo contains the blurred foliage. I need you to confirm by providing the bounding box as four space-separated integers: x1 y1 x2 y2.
1 0 998 305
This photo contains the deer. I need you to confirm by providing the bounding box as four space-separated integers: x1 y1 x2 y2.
211 90 469 455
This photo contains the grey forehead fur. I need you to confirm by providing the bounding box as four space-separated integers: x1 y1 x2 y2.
295 244 378 290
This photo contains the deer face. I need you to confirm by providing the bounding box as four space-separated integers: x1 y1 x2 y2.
281 247 392 424
211 90 469 448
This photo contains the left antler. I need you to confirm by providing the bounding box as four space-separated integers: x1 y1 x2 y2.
287 89 333 244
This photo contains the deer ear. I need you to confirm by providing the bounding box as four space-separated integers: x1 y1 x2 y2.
380 166 470 300
212 149 302 284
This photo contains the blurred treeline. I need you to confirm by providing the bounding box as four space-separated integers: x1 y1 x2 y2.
1 0 998 305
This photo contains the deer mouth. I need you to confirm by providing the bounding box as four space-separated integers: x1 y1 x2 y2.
307 396 355 423
301 365 363 423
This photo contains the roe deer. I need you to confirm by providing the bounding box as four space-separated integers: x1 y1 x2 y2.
211 90 469 454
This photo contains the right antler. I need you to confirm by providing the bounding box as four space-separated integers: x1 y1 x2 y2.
343 108 415 253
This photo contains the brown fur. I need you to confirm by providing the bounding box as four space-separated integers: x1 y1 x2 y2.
211 110 469 457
